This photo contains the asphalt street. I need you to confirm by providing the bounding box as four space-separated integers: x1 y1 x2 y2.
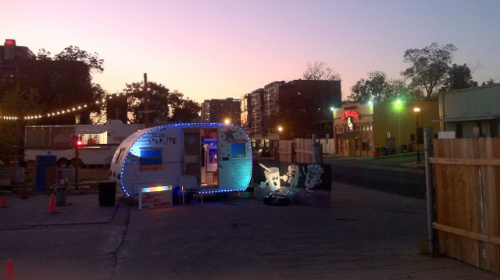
1 182 498 280
325 153 427 199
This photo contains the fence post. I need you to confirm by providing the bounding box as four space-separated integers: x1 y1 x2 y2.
423 127 435 255
320 143 323 164
312 134 322 164
275 140 280 162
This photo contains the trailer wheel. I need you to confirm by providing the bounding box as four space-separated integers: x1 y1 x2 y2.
71 158 84 168
57 158 70 168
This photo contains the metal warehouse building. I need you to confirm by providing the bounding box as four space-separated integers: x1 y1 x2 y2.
438 83 500 138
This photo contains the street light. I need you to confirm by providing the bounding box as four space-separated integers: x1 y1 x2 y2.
224 118 231 125
275 125 284 161
330 107 336 154
413 107 421 126
414 107 421 162
392 99 405 154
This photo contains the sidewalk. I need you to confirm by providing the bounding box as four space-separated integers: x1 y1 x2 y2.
0 191 117 230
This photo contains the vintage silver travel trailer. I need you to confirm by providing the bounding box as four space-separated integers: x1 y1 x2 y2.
109 123 252 199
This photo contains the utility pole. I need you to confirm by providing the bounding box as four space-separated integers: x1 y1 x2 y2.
144 73 149 128
424 127 435 256
414 107 421 163
73 135 80 189
75 144 79 189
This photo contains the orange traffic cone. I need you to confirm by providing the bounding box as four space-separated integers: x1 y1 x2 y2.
47 193 58 214
4 260 14 280
21 186 28 199
0 195 7 208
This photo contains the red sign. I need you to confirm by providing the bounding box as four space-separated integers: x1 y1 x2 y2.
139 190 172 209
139 165 163 171
341 110 360 121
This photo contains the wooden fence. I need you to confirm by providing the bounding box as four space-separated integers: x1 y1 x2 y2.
278 140 295 163
319 139 335 155
430 137 500 273
278 138 336 163
278 139 313 163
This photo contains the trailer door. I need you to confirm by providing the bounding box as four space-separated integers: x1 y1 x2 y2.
217 125 252 190
183 129 201 183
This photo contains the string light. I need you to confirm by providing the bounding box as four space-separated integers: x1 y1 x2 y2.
0 92 131 122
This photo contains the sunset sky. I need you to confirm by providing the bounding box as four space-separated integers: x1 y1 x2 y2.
3 0 499 102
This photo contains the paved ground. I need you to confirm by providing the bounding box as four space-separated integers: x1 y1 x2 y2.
0 183 498 279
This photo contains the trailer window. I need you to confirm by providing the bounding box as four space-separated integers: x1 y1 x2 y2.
139 149 163 171
115 148 125 164
231 143 246 158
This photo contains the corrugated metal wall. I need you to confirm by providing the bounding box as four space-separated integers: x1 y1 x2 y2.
441 84 500 119
25 126 75 149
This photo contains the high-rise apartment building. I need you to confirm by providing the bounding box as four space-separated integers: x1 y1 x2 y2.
200 100 211 123
0 39 94 125
240 94 251 132
241 88 265 135
200 98 241 125
0 39 35 79
241 79 342 139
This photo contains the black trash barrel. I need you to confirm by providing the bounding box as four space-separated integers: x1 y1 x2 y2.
56 187 67 206
98 181 116 207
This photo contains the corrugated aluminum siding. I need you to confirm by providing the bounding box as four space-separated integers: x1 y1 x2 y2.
25 126 75 149
441 84 500 120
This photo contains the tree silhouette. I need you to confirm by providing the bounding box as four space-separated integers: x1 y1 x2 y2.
402 42 457 99
122 82 201 124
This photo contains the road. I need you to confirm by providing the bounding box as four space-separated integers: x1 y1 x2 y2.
2 153 498 279
2 187 497 279
324 153 427 199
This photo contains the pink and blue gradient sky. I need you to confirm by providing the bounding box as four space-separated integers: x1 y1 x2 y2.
3 0 499 102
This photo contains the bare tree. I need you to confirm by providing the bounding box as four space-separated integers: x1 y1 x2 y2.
303 61 340 81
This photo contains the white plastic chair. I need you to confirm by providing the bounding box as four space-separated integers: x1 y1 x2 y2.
179 175 202 205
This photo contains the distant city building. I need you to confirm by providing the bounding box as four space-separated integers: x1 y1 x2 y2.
1 39 94 125
0 39 35 80
240 88 265 135
241 79 342 140
200 98 241 125
200 100 211 123
240 94 251 132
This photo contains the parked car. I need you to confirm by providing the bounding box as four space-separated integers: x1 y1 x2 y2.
257 147 272 157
